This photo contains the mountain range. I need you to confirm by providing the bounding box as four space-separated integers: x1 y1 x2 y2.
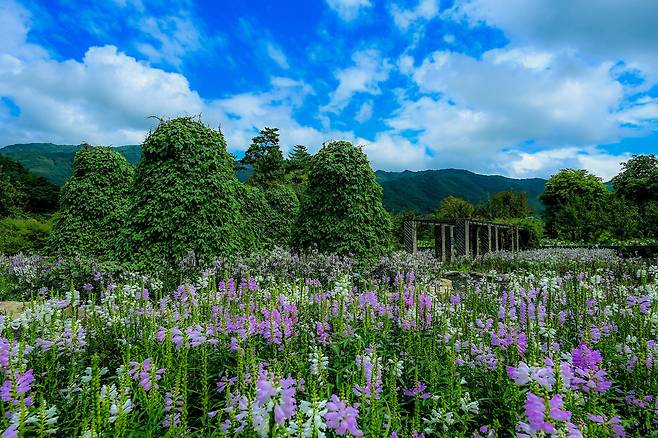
1 143 547 214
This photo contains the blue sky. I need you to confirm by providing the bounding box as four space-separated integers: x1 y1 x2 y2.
0 0 657 179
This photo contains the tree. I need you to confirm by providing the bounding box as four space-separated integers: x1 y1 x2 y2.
479 191 533 220
240 127 286 188
265 185 300 248
119 117 249 270
294 141 390 261
435 196 475 220
285 144 312 195
612 154 658 238
0 155 59 215
48 145 134 258
0 173 25 217
612 154 658 206
540 169 609 242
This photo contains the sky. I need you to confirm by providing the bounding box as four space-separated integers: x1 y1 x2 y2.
0 0 657 180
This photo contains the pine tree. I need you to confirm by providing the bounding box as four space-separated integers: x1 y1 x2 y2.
240 127 285 188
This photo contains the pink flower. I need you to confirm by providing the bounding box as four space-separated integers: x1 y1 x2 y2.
325 394 363 437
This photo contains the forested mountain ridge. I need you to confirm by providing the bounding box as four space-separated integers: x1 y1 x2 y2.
377 169 547 213
1 143 546 213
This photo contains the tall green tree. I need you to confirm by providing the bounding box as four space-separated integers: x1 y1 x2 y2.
435 196 475 220
294 141 390 261
612 154 658 206
285 144 312 195
119 117 249 270
479 191 533 220
540 169 609 242
48 145 134 258
240 127 286 188
612 154 658 237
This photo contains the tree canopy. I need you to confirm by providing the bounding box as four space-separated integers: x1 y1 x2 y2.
294 140 390 261
48 145 134 258
119 117 249 270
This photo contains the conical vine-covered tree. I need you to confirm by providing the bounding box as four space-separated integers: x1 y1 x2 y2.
119 117 249 270
48 145 134 258
294 140 390 261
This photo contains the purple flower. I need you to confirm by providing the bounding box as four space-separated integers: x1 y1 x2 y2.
524 392 555 435
2 425 17 438
325 394 363 437
548 394 571 422
128 358 165 392
403 381 431 399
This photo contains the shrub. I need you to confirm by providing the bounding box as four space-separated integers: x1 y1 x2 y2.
294 141 390 261
237 184 300 251
264 185 299 248
236 184 269 251
48 146 133 258
119 117 249 270
0 217 52 255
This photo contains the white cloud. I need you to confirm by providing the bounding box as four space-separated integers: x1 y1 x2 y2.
355 100 373 123
504 147 630 181
135 14 205 68
360 132 430 170
617 97 658 129
389 0 440 30
322 49 391 113
325 0 372 21
266 43 289 69
0 2 348 154
400 48 624 151
447 0 658 83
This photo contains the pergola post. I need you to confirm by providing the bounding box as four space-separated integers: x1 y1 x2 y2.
403 221 417 254
447 225 454 261
515 226 520 251
434 224 442 260
494 226 499 251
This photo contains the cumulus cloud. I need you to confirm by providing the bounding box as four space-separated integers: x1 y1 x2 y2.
325 0 372 21
360 132 430 170
503 147 630 181
389 0 439 30
322 49 391 113
0 1 348 154
355 100 373 123
447 0 658 83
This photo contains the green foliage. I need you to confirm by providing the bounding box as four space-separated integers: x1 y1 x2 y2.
435 195 475 219
540 169 609 242
612 154 658 206
499 217 544 248
265 185 300 248
240 127 286 188
119 117 249 270
48 146 134 258
0 217 52 255
285 144 312 195
236 184 270 251
478 190 533 219
294 141 390 261
0 143 141 186
612 154 658 238
0 155 59 215
0 172 25 217
389 210 418 249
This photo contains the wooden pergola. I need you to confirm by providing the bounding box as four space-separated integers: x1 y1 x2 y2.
403 219 521 261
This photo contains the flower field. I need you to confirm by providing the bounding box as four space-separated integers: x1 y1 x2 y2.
0 249 657 437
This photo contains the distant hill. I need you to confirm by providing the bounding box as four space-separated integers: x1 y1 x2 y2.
0 143 142 186
1 143 547 214
377 169 547 214
0 154 59 214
